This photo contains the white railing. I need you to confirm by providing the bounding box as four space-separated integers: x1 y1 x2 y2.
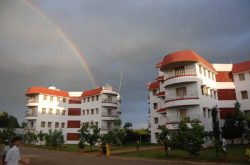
165 114 200 124
148 122 151 128
164 69 197 80
148 108 150 114
27 97 38 103
165 91 198 101
102 98 118 104
102 85 119 92
102 112 118 117
101 125 118 130
26 111 37 116
24 126 36 130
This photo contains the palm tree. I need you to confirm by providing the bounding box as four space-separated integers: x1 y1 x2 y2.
157 125 171 157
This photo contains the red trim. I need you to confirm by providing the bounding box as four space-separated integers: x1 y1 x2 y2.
101 115 118 117
68 108 81 116
67 133 80 141
155 76 164 81
156 91 165 96
216 71 233 82
80 88 102 97
67 121 81 128
148 82 160 90
164 74 197 82
155 62 162 67
102 102 118 105
232 61 250 74
156 108 166 112
219 108 236 119
164 98 199 103
26 87 69 97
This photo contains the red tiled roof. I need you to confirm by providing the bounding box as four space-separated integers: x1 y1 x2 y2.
160 50 216 71
157 108 166 113
232 61 250 74
26 87 69 97
156 91 165 96
155 62 162 67
155 76 164 81
80 88 102 97
148 82 159 90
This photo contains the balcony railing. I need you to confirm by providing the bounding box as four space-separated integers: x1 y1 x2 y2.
148 108 150 114
26 111 37 116
102 85 118 92
148 123 151 128
165 91 198 101
102 98 118 104
164 69 196 80
102 112 118 117
101 125 118 130
166 114 200 124
24 126 36 130
27 97 38 103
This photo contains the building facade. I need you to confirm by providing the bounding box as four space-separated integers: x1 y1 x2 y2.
148 50 250 145
25 84 121 144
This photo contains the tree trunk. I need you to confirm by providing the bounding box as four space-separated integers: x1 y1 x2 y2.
216 147 219 161
164 145 168 157
90 145 92 151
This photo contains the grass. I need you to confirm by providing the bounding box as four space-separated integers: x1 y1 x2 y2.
112 144 248 164
22 141 157 153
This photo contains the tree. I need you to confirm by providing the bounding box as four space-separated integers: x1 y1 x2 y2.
171 118 209 158
20 122 28 128
25 130 38 144
44 129 65 148
223 111 236 144
211 106 226 161
37 130 45 146
157 125 171 157
78 123 101 151
234 101 246 144
0 111 20 128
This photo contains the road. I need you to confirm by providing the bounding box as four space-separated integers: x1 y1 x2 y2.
18 147 191 165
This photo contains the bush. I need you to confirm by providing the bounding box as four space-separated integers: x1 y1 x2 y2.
78 140 85 149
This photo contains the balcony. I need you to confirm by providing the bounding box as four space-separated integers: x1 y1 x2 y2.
26 111 37 116
101 125 118 131
27 97 39 106
102 98 118 107
164 91 199 108
102 112 118 117
24 126 36 131
102 85 119 95
165 114 200 124
164 69 197 80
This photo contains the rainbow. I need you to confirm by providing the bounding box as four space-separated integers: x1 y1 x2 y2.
20 0 97 88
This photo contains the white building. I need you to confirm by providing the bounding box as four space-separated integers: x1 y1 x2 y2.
25 84 121 144
148 50 250 145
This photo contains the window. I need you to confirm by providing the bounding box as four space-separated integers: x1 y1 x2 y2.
62 110 65 115
201 86 204 95
155 133 159 140
43 95 47 100
153 90 157 96
203 68 206 76
57 97 60 102
63 98 66 103
214 91 217 99
50 96 53 101
205 88 209 96
56 109 60 115
208 109 211 118
92 96 94 101
176 87 186 98
212 73 214 81
203 108 206 118
91 109 94 115
208 71 211 79
83 98 86 103
199 65 202 74
42 108 46 114
55 122 59 128
96 108 99 114
48 122 52 128
239 73 245 81
87 97 90 102
153 103 158 109
82 110 85 115
41 122 45 128
96 95 99 101
178 109 187 117
95 122 98 126
154 118 158 124
61 123 65 128
245 110 250 117
210 90 213 98
241 91 248 99
87 110 89 115
49 109 53 114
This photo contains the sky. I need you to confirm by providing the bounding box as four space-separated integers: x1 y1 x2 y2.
0 0 250 129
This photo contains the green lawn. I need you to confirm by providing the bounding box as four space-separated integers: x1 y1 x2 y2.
113 144 248 164
22 141 157 152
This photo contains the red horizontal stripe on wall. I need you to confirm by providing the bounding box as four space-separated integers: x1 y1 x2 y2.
216 71 233 82
67 121 81 128
67 133 80 141
217 89 236 100
69 100 81 104
220 108 236 119
68 108 81 116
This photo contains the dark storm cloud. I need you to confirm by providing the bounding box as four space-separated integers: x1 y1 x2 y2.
0 0 249 128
